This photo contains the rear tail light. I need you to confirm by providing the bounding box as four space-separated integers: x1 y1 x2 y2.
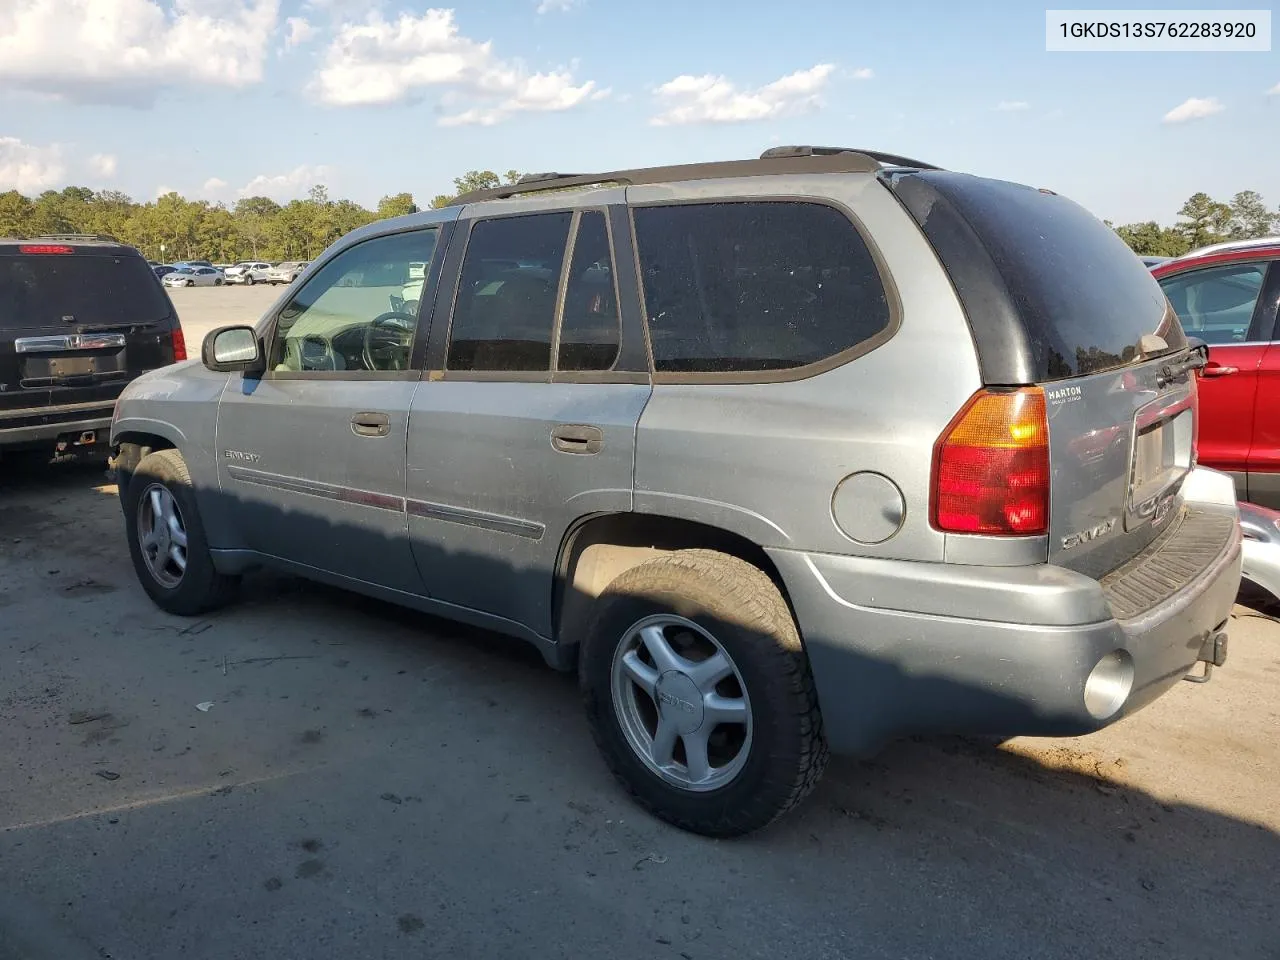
931 387 1050 536
19 244 73 254
170 327 187 362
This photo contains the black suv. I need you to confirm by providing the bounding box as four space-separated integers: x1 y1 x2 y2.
0 235 185 461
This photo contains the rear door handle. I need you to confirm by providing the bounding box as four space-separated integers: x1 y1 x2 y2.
1201 364 1239 378
551 424 604 455
351 411 391 437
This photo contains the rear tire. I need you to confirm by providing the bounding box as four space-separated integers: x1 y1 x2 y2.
245 274 254 286
123 449 239 616
579 549 828 837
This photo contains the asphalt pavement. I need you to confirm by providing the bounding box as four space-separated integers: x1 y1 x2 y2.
0 287 1276 959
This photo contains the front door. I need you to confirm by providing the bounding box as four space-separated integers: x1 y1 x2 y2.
1158 259 1273 486
215 226 443 593
407 204 650 638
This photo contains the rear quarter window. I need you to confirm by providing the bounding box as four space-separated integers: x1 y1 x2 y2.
632 201 893 375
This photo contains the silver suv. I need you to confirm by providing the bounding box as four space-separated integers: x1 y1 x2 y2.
109 147 1242 836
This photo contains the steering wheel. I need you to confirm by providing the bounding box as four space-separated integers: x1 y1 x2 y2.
362 311 417 371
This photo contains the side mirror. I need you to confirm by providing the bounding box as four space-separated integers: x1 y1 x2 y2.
202 325 265 374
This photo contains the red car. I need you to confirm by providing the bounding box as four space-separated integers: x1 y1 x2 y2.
1152 238 1280 508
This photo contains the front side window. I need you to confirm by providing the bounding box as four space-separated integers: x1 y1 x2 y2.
1159 262 1268 345
446 212 571 373
270 228 438 373
632 201 892 374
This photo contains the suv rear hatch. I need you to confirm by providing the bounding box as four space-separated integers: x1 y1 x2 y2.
886 171 1203 578
0 241 181 424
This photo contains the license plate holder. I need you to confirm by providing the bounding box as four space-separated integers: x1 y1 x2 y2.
48 357 100 378
1127 407 1193 529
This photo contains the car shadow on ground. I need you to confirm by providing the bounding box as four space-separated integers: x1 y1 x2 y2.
1 457 1277 959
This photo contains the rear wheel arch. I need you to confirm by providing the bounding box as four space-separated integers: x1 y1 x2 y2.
553 512 794 663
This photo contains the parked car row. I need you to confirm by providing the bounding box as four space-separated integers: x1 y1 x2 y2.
147 260 311 287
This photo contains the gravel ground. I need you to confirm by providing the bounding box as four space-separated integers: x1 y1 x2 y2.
0 289 1277 960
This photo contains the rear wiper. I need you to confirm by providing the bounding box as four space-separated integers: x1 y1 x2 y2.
1157 338 1209 387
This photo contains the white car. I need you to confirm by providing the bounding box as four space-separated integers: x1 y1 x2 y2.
224 261 273 285
161 266 224 288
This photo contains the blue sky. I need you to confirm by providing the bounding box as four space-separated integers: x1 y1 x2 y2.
0 0 1274 224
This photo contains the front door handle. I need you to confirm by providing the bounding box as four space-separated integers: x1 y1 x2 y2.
551 424 604 455
1201 364 1239 378
351 411 391 438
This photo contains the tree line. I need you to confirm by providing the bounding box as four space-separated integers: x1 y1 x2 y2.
2 169 1273 263
1108 190 1277 257
0 170 521 264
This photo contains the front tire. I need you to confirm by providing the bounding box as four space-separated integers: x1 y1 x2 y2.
579 549 828 837
245 274 254 286
123 449 238 616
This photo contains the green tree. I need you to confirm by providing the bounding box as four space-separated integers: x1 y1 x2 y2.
0 190 34 236
431 169 524 208
1227 190 1276 240
1113 220 1189 257
1176 192 1232 250
376 192 419 219
233 196 280 258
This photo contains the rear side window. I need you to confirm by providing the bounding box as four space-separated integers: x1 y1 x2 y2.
633 201 892 374
447 213 571 373
559 211 621 372
890 171 1185 382
1158 263 1267 345
0 252 170 328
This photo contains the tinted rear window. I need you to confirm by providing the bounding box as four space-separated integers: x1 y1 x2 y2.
633 201 892 374
0 251 171 328
890 172 1184 382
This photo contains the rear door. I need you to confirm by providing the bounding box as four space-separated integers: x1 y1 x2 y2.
406 199 651 638
1156 259 1274 482
0 243 178 421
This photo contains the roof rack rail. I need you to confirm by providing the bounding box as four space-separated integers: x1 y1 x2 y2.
448 148 943 206
31 233 121 243
758 145 941 170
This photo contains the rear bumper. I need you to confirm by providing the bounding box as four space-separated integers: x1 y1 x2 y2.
769 467 1243 757
0 403 115 449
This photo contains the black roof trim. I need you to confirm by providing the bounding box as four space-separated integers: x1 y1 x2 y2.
759 145 942 170
448 149 940 206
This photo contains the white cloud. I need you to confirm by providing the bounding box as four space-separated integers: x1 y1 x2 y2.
200 177 230 200
850 67 873 80
996 100 1030 111
155 184 179 198
284 16 315 49
1162 96 1224 124
87 153 117 178
238 165 332 202
536 0 578 12
0 0 281 104
439 71 606 126
0 136 65 192
308 8 601 124
650 64 834 126
1269 82 1280 95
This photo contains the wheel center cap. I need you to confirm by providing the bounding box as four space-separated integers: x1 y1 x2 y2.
655 672 703 734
